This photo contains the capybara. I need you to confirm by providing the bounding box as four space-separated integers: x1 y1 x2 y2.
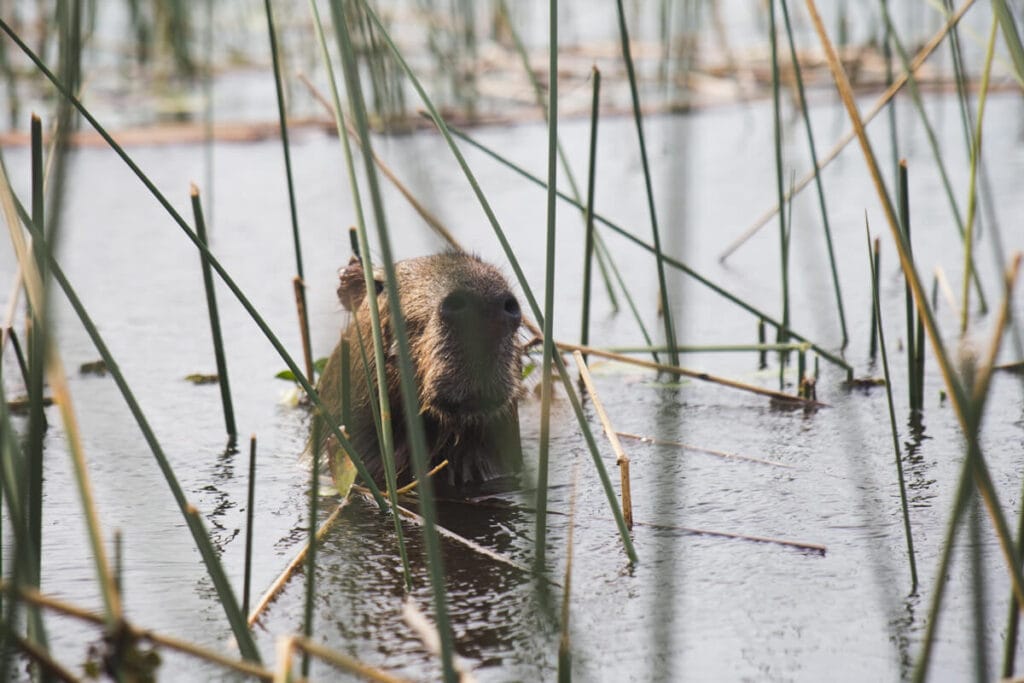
315 252 524 495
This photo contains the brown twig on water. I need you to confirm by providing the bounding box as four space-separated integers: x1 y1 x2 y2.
572 351 632 529
615 432 793 469
394 459 449 495
280 634 413 683
617 518 826 555
293 276 315 385
557 341 824 407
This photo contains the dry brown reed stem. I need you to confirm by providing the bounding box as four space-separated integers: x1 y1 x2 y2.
572 351 632 529
290 635 413 683
972 255 1022 403
719 0 977 262
353 489 537 578
11 633 81 682
804 0 1024 610
273 636 295 683
617 518 826 554
296 72 464 252
557 341 822 407
615 432 793 469
933 266 960 317
394 459 449 495
4 584 273 681
293 276 314 384
248 497 353 627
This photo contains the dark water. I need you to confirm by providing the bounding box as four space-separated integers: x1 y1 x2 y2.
2 85 1024 681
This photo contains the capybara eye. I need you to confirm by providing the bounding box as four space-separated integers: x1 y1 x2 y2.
503 296 520 318
441 292 469 317
374 279 384 295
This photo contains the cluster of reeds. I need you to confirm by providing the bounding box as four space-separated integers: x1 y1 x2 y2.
0 0 1023 681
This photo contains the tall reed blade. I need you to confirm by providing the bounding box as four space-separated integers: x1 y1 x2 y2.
302 415 321 677
898 161 918 412
191 185 236 439
769 0 789 350
580 67 601 355
242 435 257 618
27 114 45 608
614 0 679 366
869 238 880 361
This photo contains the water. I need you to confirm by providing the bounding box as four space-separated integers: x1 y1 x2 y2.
2 82 1024 680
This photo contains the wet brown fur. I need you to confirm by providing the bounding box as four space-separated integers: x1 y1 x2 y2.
315 252 524 495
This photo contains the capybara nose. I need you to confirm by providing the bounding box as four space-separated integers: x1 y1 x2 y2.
441 290 521 342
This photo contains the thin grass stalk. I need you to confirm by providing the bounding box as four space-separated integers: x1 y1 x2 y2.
718 0 977 262
869 238 880 361
769 0 789 354
293 276 314 384
1 179 260 660
242 435 257 617
899 161 918 411
361 2 637 565
968 499 990 682
334 4 457 678
191 185 236 438
882 0 899 213
0 20 388 509
7 326 32 388
878 1 987 313
865 224 918 592
443 123 852 376
960 18 998 334
302 414 321 677
27 114 45 612
557 462 579 683
580 67 600 355
263 0 315 386
312 0 411 589
810 0 1024 581
993 0 1024 84
534 0 561 577
779 0 847 347
614 0 678 366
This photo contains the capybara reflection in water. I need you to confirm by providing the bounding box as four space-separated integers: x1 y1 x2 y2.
314 252 525 495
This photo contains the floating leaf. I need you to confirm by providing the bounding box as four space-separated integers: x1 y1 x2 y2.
79 359 107 376
184 373 219 385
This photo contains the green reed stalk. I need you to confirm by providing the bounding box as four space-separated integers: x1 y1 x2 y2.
362 2 637 565
614 0 678 366
769 0 789 353
580 67 600 355
335 4 457 679
866 226 918 592
192 186 236 439
558 465 578 683
993 0 1024 83
878 2 987 313
302 416 321 677
534 0 561 576
869 238 880 361
27 114 45 607
1003 477 1024 677
779 0 847 348
442 123 852 376
315 0 411 589
0 19 388 510
263 0 314 383
960 18 997 334
242 435 256 617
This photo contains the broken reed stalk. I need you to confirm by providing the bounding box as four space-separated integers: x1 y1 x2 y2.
718 0 977 262
617 432 792 469
769 0 790 356
779 0 847 348
288 636 412 683
313 0 413 591
191 184 236 438
869 237 880 361
865 223 918 592
27 114 45 607
6 584 275 681
247 498 351 628
292 276 314 385
580 67 600 355
3 172 262 661
558 341 818 406
263 0 315 387
899 161 918 412
614 0 679 367
443 122 852 376
558 462 579 683
613 518 826 555
361 2 637 565
534 0 561 577
802 4 1024 675
573 352 632 529
333 4 457 679
960 17 998 334
243 435 257 617
878 2 987 314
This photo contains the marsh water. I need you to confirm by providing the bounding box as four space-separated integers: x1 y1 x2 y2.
2 74 1024 682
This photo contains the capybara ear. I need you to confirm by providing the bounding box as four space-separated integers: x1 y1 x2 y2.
337 257 384 311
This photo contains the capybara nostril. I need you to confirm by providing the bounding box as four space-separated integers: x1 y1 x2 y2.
441 291 470 321
501 294 521 330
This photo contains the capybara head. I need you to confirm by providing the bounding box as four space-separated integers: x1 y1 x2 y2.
320 252 524 493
